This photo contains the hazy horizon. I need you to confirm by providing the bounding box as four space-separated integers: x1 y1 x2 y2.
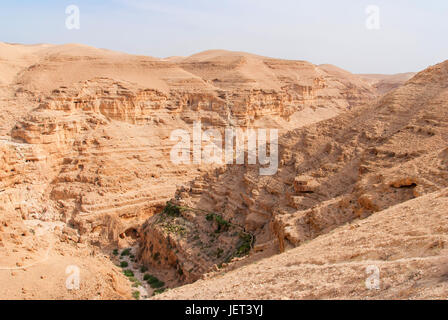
1 0 447 74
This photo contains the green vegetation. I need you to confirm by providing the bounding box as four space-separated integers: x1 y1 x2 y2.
235 232 252 257
120 248 131 256
163 222 186 235
120 261 128 268
123 269 134 277
140 266 148 273
112 249 119 256
158 203 255 265
206 213 231 233
132 290 140 300
163 202 181 217
132 280 142 287
151 280 165 289
144 274 165 289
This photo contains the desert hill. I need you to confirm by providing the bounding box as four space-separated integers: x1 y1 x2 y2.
1 42 443 299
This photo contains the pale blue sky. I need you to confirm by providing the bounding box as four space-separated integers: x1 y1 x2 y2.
1 0 447 73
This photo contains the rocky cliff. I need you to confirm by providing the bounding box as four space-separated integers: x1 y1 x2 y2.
0 43 378 252
141 60 448 284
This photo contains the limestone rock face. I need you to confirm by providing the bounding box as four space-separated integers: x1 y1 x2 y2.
4 42 446 299
152 60 448 281
0 44 379 252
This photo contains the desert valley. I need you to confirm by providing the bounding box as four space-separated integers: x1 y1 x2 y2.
0 42 447 300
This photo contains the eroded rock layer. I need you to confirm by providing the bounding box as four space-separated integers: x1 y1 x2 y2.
141 60 448 284
1 43 378 251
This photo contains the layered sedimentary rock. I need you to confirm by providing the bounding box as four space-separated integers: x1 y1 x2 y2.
141 60 448 283
1 41 447 299
155 187 448 300
1 43 378 253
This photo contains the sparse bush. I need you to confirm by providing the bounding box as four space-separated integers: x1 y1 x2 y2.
121 248 131 256
132 290 140 300
144 274 165 288
163 222 187 235
112 249 119 256
132 280 142 287
140 266 148 273
123 269 134 277
235 232 252 257
120 261 128 268
150 280 165 289
206 213 230 232
163 202 181 217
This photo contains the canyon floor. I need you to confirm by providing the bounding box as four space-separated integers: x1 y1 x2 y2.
0 42 447 300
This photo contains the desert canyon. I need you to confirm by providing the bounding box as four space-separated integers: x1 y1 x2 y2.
0 42 447 299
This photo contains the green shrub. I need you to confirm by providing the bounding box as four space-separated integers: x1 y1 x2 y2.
123 269 134 277
132 280 142 287
132 290 140 300
206 213 230 232
112 249 119 256
235 232 252 257
140 266 148 273
150 280 165 289
120 248 131 256
144 274 164 288
163 202 181 217
145 274 158 283
120 261 128 268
